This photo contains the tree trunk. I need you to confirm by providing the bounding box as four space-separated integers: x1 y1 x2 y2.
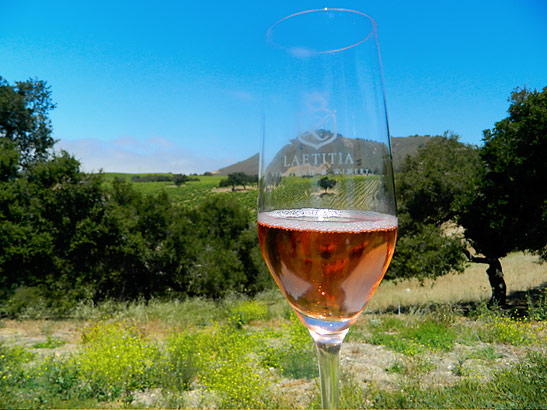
486 258 506 306
465 252 507 306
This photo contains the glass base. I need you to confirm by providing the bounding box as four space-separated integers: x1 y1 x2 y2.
296 311 348 410
295 311 350 341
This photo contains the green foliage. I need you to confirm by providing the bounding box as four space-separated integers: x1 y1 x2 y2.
127 173 201 185
228 299 269 326
258 314 317 380
196 323 272 409
527 291 547 321
0 149 109 310
390 133 476 282
386 360 405 374
174 195 271 299
2 312 284 408
219 172 257 190
0 78 269 306
278 315 317 379
0 342 35 388
317 175 337 191
309 372 370 409
1 298 547 409
32 336 66 349
2 286 50 319
462 86 547 261
397 132 481 225
173 173 199 186
3 76 543 325
77 321 160 399
131 174 173 183
387 215 467 281
0 76 56 165
367 316 459 355
465 345 501 361
160 331 201 390
0 156 271 309
476 311 540 346
0 139 19 181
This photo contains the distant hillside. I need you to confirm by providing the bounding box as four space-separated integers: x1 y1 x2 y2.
213 153 259 176
391 135 431 171
213 136 431 175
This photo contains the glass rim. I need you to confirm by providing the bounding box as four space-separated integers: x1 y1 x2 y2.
266 8 377 54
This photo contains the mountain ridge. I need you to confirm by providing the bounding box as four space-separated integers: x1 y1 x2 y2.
212 135 431 176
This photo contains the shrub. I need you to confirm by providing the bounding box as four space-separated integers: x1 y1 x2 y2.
196 323 273 409
0 342 34 389
131 174 173 183
75 321 160 400
477 313 538 346
2 286 49 319
228 299 269 326
160 331 202 391
527 292 547 321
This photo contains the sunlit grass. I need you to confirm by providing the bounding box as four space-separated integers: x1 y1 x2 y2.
1 255 546 409
1 296 547 409
368 252 547 312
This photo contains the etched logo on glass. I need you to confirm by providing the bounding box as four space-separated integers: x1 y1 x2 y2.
298 94 338 149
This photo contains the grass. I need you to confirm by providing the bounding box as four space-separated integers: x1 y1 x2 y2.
364 352 547 410
368 252 547 312
367 316 460 355
31 336 66 349
1 252 545 408
465 345 501 360
0 288 546 409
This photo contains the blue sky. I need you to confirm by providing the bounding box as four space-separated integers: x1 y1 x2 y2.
1 0 546 173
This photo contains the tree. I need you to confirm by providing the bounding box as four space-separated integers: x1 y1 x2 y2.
390 133 479 283
317 176 337 192
396 88 547 306
0 146 108 299
178 195 271 298
386 214 468 283
0 76 273 311
0 77 56 165
0 139 20 181
397 132 482 225
173 173 199 186
173 173 188 186
460 87 547 304
219 172 255 191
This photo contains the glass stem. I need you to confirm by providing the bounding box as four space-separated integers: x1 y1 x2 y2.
310 330 347 409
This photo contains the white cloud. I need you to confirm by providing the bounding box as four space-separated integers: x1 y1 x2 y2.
56 136 233 174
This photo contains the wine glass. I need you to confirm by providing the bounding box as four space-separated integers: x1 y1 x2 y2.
257 9 397 409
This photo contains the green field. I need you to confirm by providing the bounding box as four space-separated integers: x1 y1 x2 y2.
103 173 259 211
101 173 383 214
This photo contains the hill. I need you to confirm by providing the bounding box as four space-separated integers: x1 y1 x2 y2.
391 135 431 170
213 153 259 176
213 135 431 175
